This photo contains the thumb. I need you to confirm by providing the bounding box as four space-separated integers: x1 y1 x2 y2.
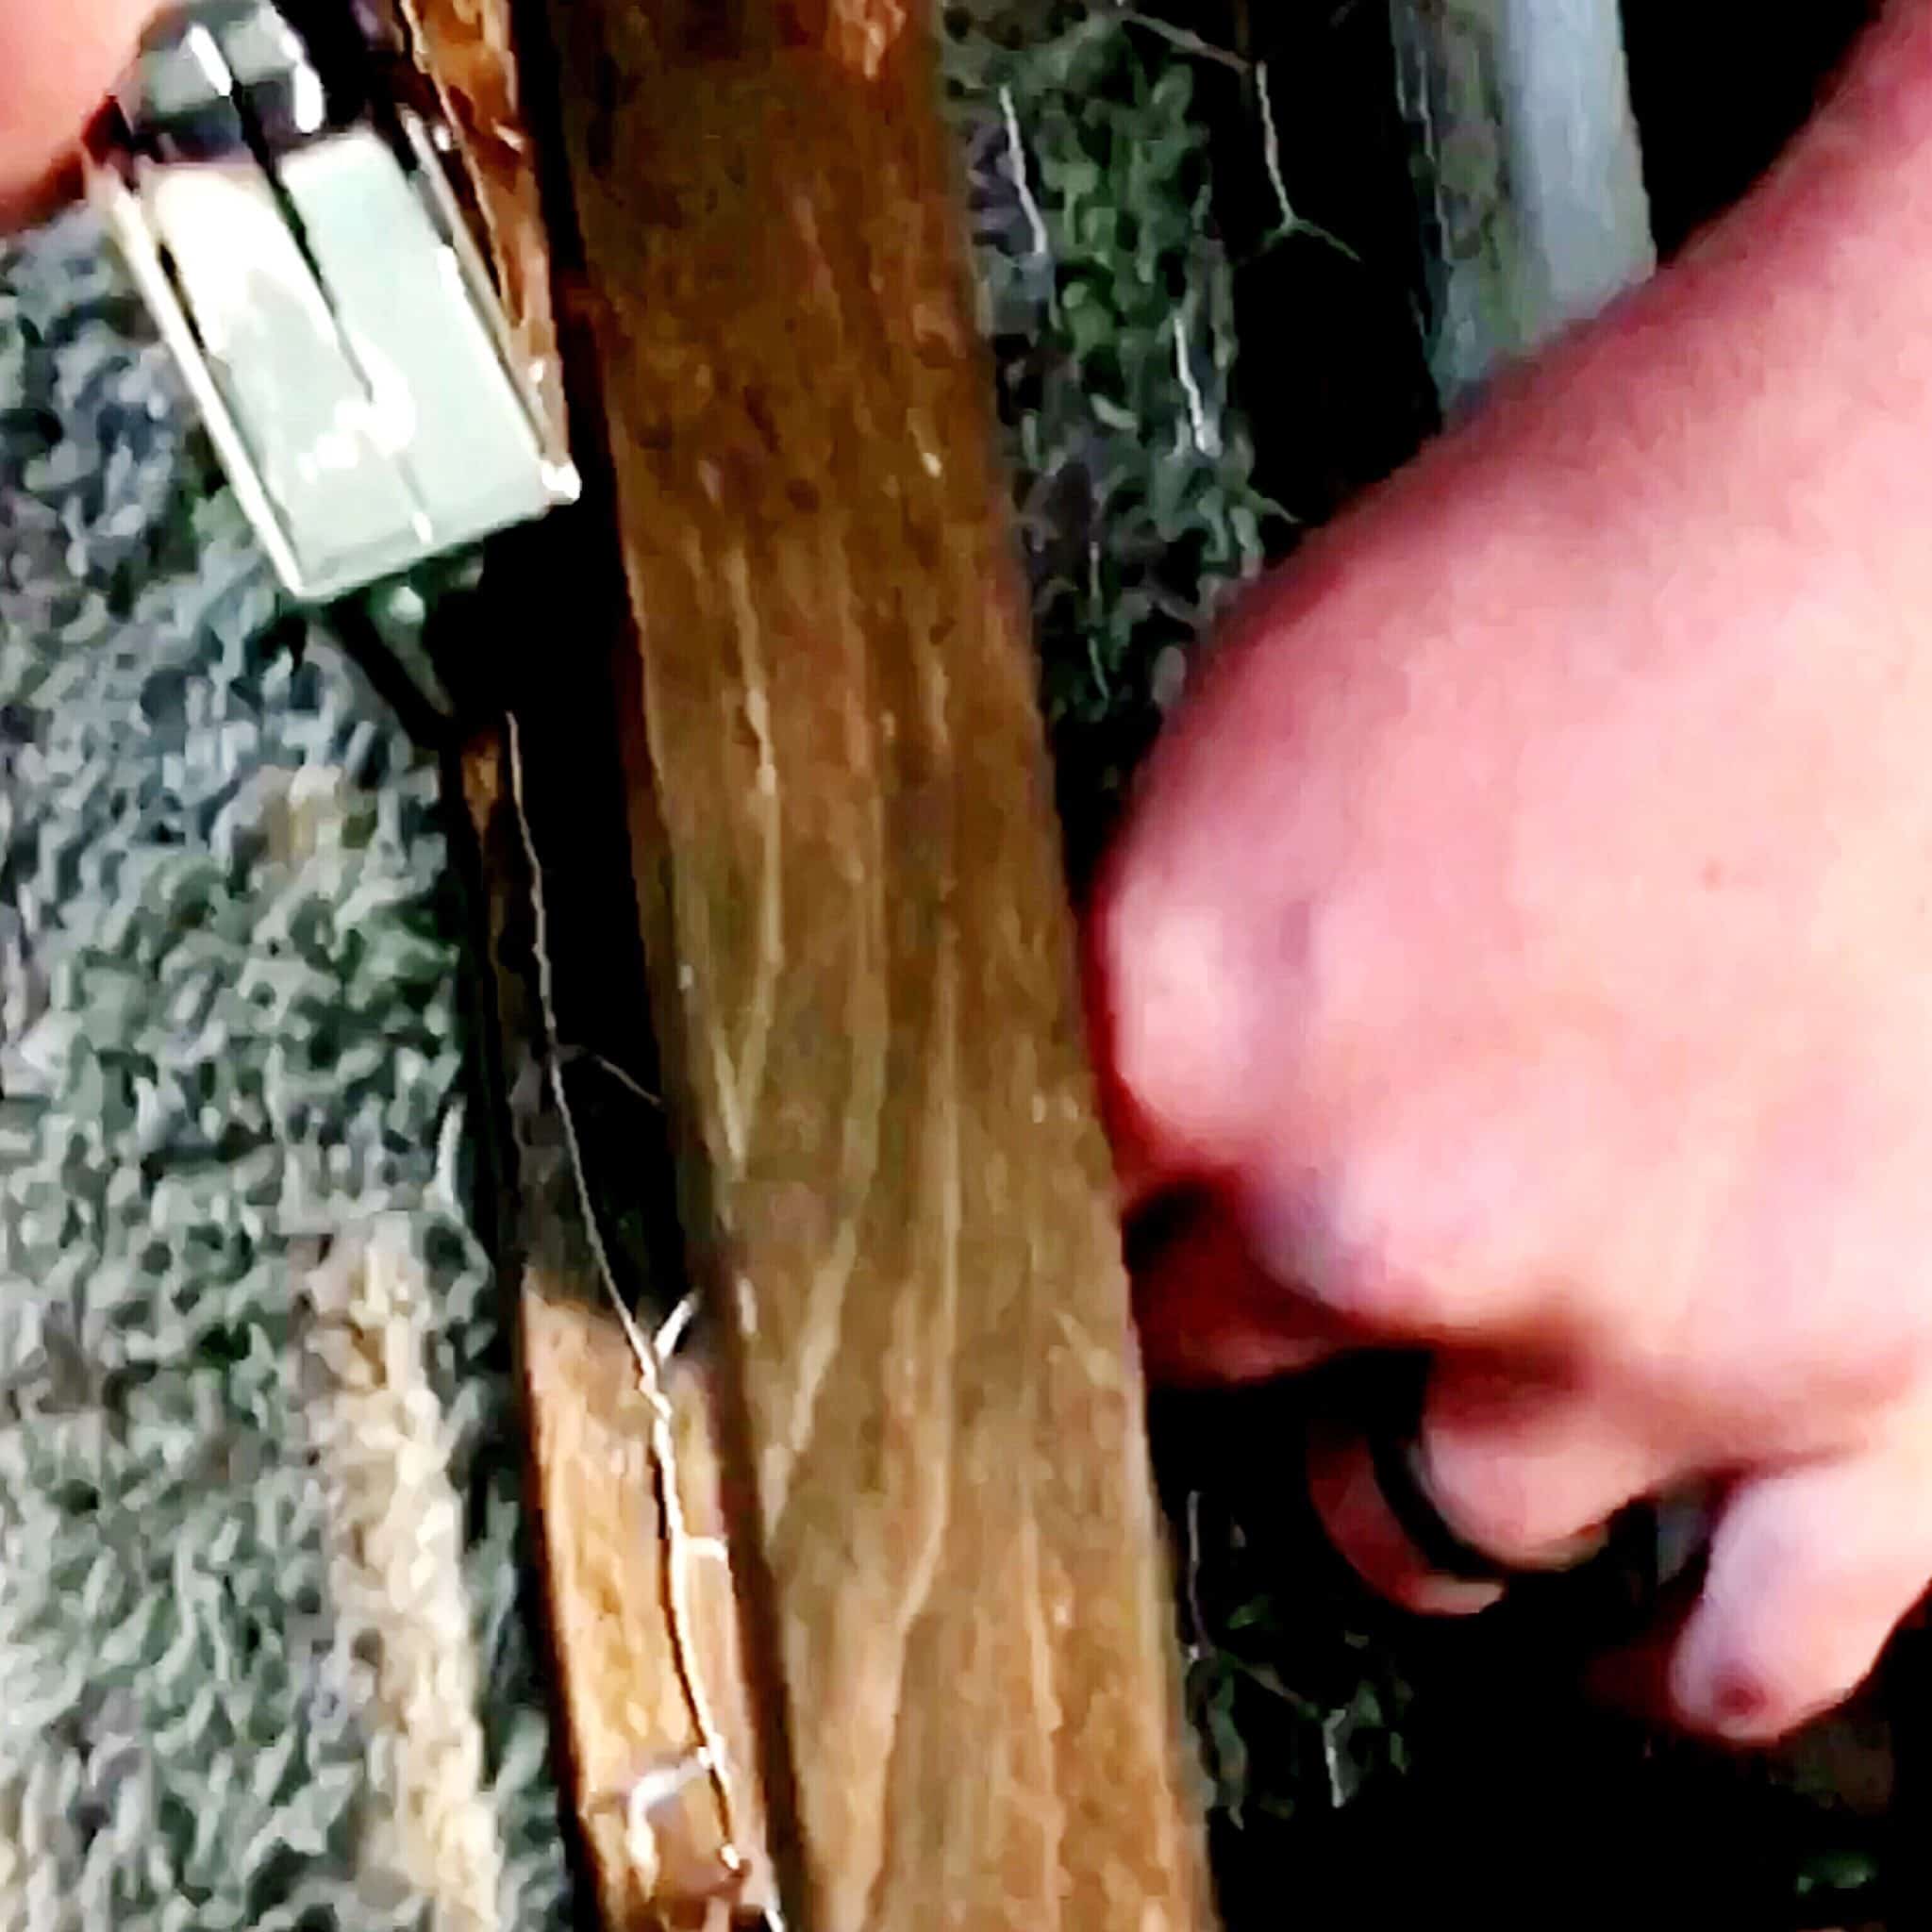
0 0 158 225
1083 535 1382 1214
1084 723 1319 1208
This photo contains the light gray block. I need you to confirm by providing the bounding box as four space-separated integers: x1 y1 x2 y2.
1392 0 1656 408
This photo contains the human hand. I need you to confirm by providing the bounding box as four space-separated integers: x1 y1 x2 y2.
0 0 158 227
1089 13 1932 1742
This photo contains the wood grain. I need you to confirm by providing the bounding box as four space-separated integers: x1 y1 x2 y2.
518 1292 770 1927
528 4 1215 1927
403 19 786 1924
459 734 774 1931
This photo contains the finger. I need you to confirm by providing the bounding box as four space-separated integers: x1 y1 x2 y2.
1083 828 1286 1213
1309 1363 1678 1612
1091 843 1369 1388
1306 1423 1506 1615
1667 1441 1932 1742
0 0 157 223
1230 1036 1668 1358
1418 1364 1682 1570
1086 605 1594 1366
1126 1189 1356 1386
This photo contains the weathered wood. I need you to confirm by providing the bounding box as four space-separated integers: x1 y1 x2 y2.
459 730 774 1931
400 15 779 1924
528 4 1214 1928
397 11 777 1920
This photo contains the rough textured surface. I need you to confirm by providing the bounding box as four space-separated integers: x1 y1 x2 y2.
0 210 573 1929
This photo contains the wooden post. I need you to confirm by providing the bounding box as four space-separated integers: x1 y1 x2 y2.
459 727 775 1929
1389 0 1655 405
402 6 774 1923
519 3 1216 1928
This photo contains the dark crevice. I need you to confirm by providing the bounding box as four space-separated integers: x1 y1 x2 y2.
1619 0 1878 258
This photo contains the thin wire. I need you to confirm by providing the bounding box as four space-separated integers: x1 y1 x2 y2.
1253 59 1363 265
503 708 749 1884
1255 58 1296 239
999 85 1052 264
1112 7 1250 72
557 1041 662 1109
1171 305 1219 458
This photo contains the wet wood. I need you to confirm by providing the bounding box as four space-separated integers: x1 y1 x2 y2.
528 3 1215 1928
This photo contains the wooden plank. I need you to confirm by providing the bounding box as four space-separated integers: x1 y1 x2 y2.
524 3 1216 1927
458 728 774 1931
389 16 781 1925
396 12 778 1923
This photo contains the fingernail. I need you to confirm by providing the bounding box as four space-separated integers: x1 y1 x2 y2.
1674 1659 1774 1740
1669 1622 1783 1741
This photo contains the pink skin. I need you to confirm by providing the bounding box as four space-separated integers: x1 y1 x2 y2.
1092 6 1932 1743
13 0 1932 1748
0 1 157 225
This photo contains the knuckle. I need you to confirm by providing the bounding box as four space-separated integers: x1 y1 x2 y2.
1102 852 1352 1202
1094 860 1261 1158
1861 1296 1932 1407
1787 1293 1932 1429
1267 1156 1496 1340
1326 1248 1469 1338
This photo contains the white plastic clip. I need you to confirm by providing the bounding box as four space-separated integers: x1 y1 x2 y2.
83 0 579 603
